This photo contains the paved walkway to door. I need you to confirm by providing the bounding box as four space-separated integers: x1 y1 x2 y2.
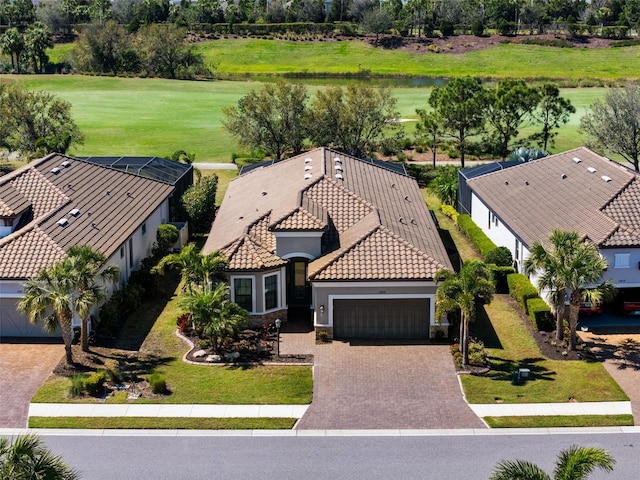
283 332 486 430
0 340 64 428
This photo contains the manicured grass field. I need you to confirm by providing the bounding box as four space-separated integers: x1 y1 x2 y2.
484 414 634 428
195 38 640 80
1 73 609 163
28 417 297 429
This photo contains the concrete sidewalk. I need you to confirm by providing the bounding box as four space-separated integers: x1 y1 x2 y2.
469 401 632 417
28 404 308 419
28 401 631 420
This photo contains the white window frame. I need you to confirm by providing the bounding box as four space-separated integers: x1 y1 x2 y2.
263 272 281 313
614 253 631 269
230 275 256 313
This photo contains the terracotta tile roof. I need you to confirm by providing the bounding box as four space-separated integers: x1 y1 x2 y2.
467 147 640 248
271 207 326 231
0 227 66 278
0 154 174 279
204 147 452 280
0 184 31 217
222 236 287 271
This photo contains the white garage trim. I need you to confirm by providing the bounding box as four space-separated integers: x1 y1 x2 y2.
327 293 436 328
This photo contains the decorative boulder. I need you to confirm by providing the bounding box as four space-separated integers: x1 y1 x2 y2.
193 349 207 358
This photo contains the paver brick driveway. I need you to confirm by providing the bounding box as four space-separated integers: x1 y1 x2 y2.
292 337 486 430
0 340 63 428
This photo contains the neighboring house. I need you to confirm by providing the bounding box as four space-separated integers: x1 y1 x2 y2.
203 147 453 340
0 154 175 338
464 147 640 294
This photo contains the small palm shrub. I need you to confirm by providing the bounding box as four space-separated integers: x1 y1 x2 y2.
68 374 86 397
148 373 167 394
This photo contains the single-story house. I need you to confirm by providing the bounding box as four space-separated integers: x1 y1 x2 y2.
0 154 175 338
465 147 640 292
202 147 453 340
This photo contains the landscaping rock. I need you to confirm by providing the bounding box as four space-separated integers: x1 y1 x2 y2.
206 354 222 363
193 349 207 358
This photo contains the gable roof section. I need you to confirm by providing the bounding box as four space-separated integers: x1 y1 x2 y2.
467 147 640 248
0 183 31 217
0 154 174 279
205 147 452 280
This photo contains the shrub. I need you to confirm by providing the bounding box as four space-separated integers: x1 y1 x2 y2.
84 370 108 397
427 43 440 53
485 246 512 266
467 339 487 366
507 273 539 313
471 19 484 36
521 38 573 48
405 163 438 188
440 20 454 36
527 297 554 331
456 214 497 257
489 265 516 293
148 373 167 394
497 19 516 36
68 374 86 397
176 312 191 334
441 204 458 222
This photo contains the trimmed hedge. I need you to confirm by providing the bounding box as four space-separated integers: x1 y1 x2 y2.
456 214 497 257
489 265 516 294
507 273 539 314
148 373 167 394
441 204 458 222
84 370 108 397
526 297 554 331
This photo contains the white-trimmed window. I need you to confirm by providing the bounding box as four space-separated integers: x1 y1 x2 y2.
232 276 255 312
614 253 631 269
264 273 280 311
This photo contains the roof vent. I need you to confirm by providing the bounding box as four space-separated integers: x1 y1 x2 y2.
57 218 68 227
91 222 98 229
335 173 343 180
61 161 71 168
505 181 509 185
334 157 342 163
398 216 405 224
573 157 582 163
561 173 567 179
304 157 312 163
106 190 111 196
601 175 612 182
410 218 417 225
69 208 80 217
261 191 267 196
404 195 410 202
525 181 529 185
304 165 312 171
51 167 61 174
391 183 396 189
304 173 312 180
587 167 597 173
127 192 133 198
334 165 343 171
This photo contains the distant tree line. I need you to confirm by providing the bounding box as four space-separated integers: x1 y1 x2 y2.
225 78 574 163
4 0 640 45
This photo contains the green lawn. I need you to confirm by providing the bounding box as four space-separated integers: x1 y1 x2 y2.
484 415 634 428
28 417 296 429
2 73 610 163
32 275 313 406
195 38 640 81
425 195 629 406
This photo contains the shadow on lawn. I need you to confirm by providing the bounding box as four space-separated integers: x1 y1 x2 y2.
484 355 557 383
472 304 502 350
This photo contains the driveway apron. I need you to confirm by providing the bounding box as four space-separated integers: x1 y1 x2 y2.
295 339 485 430
0 340 63 428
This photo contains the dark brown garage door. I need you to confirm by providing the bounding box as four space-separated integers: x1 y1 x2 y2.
333 298 430 339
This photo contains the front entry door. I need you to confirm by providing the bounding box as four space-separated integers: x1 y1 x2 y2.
287 259 310 308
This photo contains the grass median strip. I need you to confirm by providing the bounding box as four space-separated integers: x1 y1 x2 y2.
28 417 297 430
484 415 634 429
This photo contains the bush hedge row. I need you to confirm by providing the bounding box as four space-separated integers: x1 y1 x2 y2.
526 297 554 331
507 273 539 313
456 214 497 257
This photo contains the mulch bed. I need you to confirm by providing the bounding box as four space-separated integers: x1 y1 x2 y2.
181 328 313 365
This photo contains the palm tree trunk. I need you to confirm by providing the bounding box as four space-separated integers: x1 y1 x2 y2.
567 302 580 351
80 316 90 352
60 316 74 365
461 313 469 366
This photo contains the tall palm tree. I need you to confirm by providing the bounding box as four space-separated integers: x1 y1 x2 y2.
66 245 120 352
490 445 615 480
19 260 89 365
523 230 615 350
435 260 495 366
153 243 227 292
0 434 79 480
180 282 248 354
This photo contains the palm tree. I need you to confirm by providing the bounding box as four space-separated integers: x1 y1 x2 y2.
435 260 495 366
66 245 120 352
523 230 614 350
18 260 88 365
0 433 79 480
153 243 227 292
490 445 615 480
180 282 249 353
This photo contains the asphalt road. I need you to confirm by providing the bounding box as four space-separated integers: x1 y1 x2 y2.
13 431 640 480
